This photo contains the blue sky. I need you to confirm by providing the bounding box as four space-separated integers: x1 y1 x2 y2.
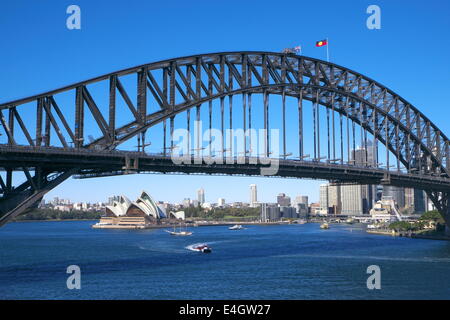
1 1 449 204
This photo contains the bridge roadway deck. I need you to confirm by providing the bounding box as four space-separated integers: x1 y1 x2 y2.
1 145 450 192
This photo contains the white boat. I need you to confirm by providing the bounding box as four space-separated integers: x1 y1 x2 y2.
345 218 355 224
165 230 193 236
165 223 192 236
93 222 111 226
367 224 378 229
191 244 212 253
228 224 244 230
320 222 330 229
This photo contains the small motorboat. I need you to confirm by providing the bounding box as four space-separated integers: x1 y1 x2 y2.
192 244 212 253
228 224 244 230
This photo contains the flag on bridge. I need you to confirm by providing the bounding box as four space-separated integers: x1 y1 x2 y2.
316 39 328 47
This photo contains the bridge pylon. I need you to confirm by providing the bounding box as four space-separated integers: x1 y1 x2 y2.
0 169 75 227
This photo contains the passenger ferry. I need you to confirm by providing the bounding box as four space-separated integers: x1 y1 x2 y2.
320 222 330 229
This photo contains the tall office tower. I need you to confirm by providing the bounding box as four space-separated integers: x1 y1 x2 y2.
319 184 329 211
319 183 340 214
183 198 191 208
260 203 268 222
299 196 309 207
267 206 281 221
382 186 405 209
405 188 414 209
293 195 309 216
328 184 342 215
414 189 426 213
250 184 258 207
197 188 205 204
340 184 363 215
293 195 308 208
376 185 383 201
218 198 225 207
277 193 291 207
352 145 376 213
280 206 297 219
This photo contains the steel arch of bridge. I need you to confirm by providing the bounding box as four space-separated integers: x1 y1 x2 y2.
0 51 450 231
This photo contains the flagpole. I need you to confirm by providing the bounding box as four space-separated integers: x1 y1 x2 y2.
326 37 329 62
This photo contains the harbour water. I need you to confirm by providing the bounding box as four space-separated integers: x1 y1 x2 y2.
0 221 449 299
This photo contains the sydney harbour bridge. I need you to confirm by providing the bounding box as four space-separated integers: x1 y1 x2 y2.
0 51 449 233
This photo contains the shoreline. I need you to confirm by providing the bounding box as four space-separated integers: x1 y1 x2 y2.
12 219 290 227
10 219 450 241
367 229 450 241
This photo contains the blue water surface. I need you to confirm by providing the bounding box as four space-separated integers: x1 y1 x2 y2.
0 221 449 299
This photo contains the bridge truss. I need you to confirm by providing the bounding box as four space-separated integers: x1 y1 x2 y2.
0 51 449 231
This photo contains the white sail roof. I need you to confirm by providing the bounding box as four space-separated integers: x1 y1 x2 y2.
105 195 131 216
132 191 167 219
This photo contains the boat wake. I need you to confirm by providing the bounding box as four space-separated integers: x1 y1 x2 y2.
136 242 186 254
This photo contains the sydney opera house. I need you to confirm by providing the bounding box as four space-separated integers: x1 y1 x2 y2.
93 191 171 229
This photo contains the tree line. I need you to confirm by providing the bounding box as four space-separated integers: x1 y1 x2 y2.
13 208 102 221
182 206 260 220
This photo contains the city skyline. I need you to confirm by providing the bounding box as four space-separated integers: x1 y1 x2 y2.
46 180 321 206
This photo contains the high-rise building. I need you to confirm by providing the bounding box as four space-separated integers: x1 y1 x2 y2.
293 195 309 214
218 198 225 207
277 193 291 207
403 188 427 213
414 189 427 213
250 184 258 207
267 206 281 221
197 188 205 204
319 184 329 211
293 195 308 207
320 183 342 215
297 203 308 217
353 146 376 213
405 188 414 210
328 184 341 214
382 186 405 209
260 203 268 222
182 198 191 208
280 206 297 219
340 184 363 215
